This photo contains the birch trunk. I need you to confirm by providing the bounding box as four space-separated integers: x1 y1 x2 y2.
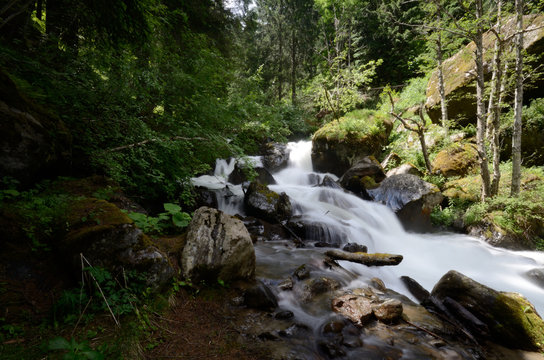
511 0 524 196
436 12 448 132
475 0 491 200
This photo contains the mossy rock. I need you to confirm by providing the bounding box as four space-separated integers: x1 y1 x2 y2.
431 270 544 351
63 198 174 290
312 110 393 176
426 14 544 125
244 182 292 223
431 143 478 178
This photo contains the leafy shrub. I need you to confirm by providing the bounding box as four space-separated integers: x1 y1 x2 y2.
125 203 191 234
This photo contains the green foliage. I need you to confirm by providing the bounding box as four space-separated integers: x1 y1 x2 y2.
125 203 191 234
314 109 389 141
48 336 104 360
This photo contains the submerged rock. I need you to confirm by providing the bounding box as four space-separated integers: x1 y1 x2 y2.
332 295 374 327
325 249 403 266
431 270 544 351
244 281 278 311
368 174 443 232
182 207 255 282
244 182 292 223
372 299 403 324
319 175 343 190
342 243 368 253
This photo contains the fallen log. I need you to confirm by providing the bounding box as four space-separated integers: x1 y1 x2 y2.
325 249 403 266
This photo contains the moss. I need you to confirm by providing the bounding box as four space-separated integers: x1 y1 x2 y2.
431 142 478 178
492 293 544 351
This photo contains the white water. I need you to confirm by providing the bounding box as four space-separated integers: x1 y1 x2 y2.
193 140 544 316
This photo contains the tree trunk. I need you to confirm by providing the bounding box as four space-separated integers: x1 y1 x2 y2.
489 0 503 197
475 0 491 201
291 28 297 103
436 12 448 133
511 0 524 196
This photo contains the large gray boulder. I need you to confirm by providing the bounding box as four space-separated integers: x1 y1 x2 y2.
261 142 291 171
431 270 544 351
368 174 443 232
182 207 255 282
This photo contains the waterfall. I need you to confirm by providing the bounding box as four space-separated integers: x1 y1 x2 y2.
193 140 544 316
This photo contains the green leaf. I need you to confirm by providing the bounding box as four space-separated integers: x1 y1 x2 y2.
163 203 181 214
81 351 105 360
172 212 190 228
48 336 71 350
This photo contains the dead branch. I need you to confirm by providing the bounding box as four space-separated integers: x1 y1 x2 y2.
107 136 207 152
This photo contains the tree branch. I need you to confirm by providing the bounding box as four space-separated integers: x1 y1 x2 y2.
107 136 207 152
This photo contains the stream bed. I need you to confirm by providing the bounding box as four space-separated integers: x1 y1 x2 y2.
193 140 544 359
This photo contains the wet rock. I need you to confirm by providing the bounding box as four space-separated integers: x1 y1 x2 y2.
229 160 276 185
342 243 367 253
368 174 443 232
526 268 544 288
286 216 347 246
314 241 337 248
258 331 280 341
230 296 244 306
431 270 544 351
293 264 311 280
182 207 255 282
372 299 403 324
278 277 294 291
63 198 174 291
275 310 294 320
467 221 536 250
261 142 290 171
278 323 311 338
339 156 386 199
431 143 478 178
325 249 403 266
400 276 430 304
386 163 422 177
317 339 346 358
322 320 346 334
303 277 341 300
244 182 292 223
370 278 386 292
332 295 374 327
242 216 287 243
193 186 218 209
244 281 278 311
319 175 342 189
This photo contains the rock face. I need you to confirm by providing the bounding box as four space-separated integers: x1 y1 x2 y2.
244 182 292 223
261 142 290 171
332 295 374 327
182 207 255 282
467 221 537 250
368 174 443 232
425 14 544 125
431 270 544 351
64 198 174 291
339 156 385 198
432 143 478 178
0 70 71 185
311 112 393 176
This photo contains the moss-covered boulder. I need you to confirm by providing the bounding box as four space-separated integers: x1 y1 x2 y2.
312 110 393 176
431 270 544 351
244 182 292 223
0 70 71 185
431 142 478 178
425 14 544 125
63 198 174 290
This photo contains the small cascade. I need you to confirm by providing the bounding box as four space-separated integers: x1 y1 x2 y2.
192 141 544 316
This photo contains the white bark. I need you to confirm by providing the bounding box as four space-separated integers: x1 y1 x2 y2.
475 0 491 200
511 0 524 196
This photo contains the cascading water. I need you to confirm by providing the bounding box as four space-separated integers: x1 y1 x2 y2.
192 140 544 356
